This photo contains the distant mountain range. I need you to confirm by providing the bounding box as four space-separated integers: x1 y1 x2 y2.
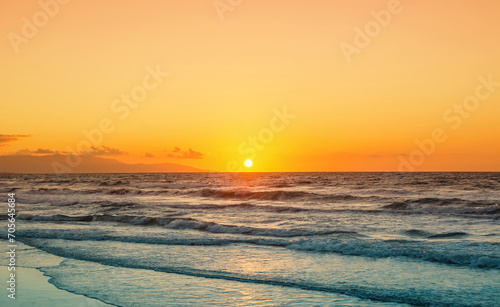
0 154 207 173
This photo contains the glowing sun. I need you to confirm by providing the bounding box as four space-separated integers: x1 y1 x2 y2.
244 160 253 167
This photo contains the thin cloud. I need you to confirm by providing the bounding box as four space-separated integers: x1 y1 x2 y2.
7 146 127 157
89 146 128 156
182 148 204 159
144 152 154 158
13 148 60 155
0 134 31 146
167 147 205 159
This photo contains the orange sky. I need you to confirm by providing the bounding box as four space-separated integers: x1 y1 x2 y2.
1 0 499 172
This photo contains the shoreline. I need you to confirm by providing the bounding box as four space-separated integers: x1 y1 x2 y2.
0 266 112 306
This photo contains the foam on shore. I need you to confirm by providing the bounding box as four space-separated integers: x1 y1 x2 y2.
0 266 112 306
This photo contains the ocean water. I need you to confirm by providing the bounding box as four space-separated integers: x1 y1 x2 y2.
1 172 499 306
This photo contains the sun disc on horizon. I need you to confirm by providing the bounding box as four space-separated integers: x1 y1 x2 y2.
244 160 253 167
